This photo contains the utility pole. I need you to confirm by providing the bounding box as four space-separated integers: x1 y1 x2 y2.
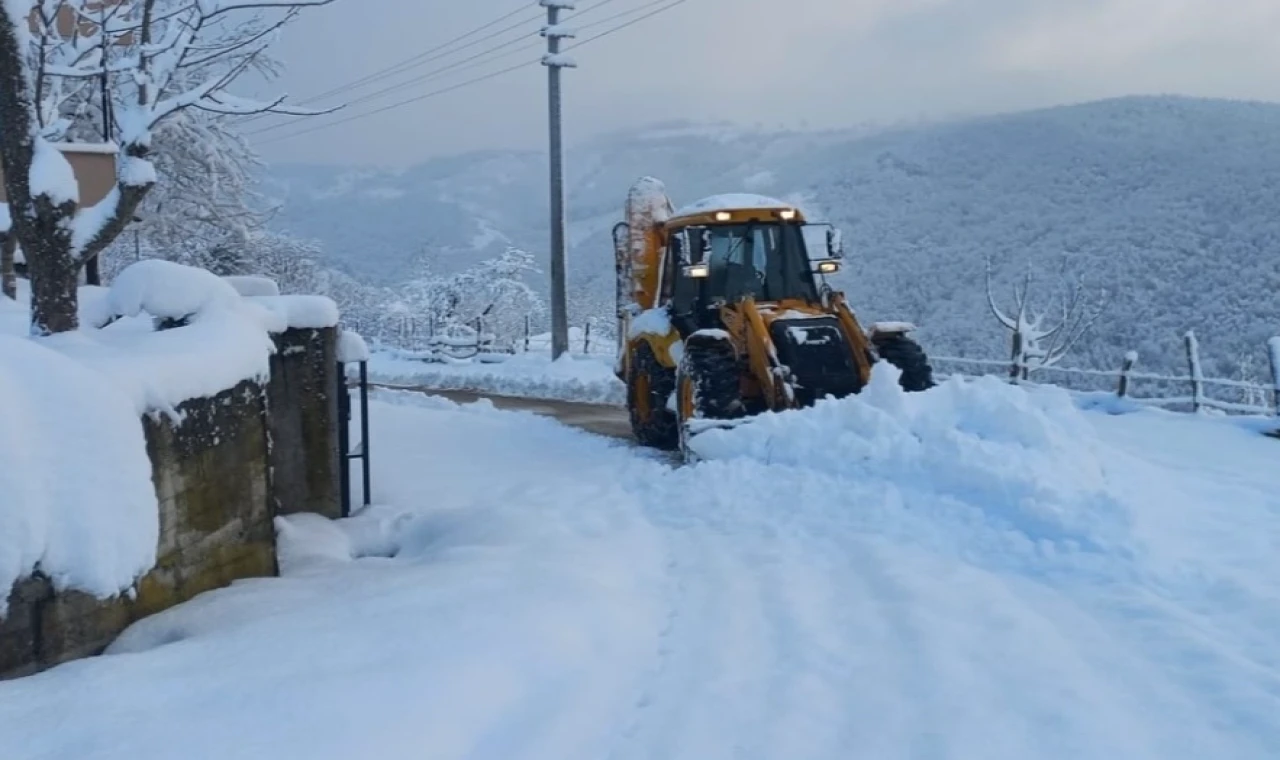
541 0 576 360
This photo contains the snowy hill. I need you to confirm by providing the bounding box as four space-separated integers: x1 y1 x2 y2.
266 96 1280 377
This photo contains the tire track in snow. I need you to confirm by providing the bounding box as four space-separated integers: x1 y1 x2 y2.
604 521 778 760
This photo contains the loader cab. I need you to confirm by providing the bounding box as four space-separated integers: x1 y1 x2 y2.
663 209 845 333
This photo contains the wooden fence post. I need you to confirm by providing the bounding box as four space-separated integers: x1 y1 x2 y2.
524 315 531 353
1117 351 1138 398
1185 331 1204 412
583 320 592 355
1268 337 1280 415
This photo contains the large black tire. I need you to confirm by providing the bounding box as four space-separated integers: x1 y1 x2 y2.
675 334 741 460
678 334 742 422
872 333 935 392
628 341 678 450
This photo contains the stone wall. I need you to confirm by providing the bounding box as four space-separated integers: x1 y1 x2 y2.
0 326 340 680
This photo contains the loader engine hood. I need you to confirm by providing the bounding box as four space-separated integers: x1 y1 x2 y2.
768 316 864 405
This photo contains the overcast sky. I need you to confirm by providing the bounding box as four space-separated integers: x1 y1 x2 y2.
251 0 1280 167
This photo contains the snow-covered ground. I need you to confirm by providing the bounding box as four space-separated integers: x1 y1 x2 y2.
3 368 1279 759
367 347 624 405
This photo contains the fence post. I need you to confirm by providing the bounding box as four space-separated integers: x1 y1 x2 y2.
1185 331 1204 412
583 320 592 355
1117 351 1138 398
1268 337 1280 415
524 315 531 353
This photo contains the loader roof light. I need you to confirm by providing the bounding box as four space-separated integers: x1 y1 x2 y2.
683 263 710 279
816 259 841 275
779 208 797 220
714 211 733 221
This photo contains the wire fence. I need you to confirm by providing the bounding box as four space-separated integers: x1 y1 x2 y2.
933 330 1280 417
355 311 1280 418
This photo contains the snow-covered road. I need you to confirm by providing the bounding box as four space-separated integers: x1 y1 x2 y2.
3 370 1279 760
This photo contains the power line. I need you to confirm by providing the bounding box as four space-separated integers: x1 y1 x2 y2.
254 0 693 146
252 0 635 123
241 2 538 124
247 34 543 137
250 0 676 137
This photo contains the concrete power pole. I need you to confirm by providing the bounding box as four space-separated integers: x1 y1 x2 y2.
541 0 576 360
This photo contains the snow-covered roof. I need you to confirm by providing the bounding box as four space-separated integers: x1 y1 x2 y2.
670 193 795 219
53 141 119 155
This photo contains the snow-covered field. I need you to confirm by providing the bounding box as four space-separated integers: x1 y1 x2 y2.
3 368 1279 759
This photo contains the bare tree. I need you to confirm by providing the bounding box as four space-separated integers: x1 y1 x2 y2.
985 256 1109 379
0 0 335 334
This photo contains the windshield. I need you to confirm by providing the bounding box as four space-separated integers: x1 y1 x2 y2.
699 223 818 303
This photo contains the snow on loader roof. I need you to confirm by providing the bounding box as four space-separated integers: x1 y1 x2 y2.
670 193 796 219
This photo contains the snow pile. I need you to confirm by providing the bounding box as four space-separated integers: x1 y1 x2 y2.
0 335 158 613
368 350 625 405
688 363 1129 573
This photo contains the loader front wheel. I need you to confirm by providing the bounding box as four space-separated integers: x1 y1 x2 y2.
676 334 742 458
628 342 678 450
872 333 936 392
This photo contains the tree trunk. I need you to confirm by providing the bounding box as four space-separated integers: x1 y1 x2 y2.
24 228 80 334
1 235 15 300
0 12 79 334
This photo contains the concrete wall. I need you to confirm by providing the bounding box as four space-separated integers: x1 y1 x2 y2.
269 327 341 519
0 327 341 680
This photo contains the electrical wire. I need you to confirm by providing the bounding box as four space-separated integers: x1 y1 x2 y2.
254 0 692 146
249 0 677 136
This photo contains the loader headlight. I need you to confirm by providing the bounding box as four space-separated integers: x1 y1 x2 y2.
816 259 841 275
714 211 732 221
683 263 710 278
779 208 797 220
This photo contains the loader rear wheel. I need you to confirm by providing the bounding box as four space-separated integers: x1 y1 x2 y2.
628 342 678 450
872 333 935 392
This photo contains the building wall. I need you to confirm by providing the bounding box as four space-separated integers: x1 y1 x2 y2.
0 327 340 680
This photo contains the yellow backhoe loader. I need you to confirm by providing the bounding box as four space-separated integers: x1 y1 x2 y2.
612 176 934 455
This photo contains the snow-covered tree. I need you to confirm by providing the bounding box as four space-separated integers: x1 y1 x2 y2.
985 256 1109 379
0 0 334 334
398 246 546 350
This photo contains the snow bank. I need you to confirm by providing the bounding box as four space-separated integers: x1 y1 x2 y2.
0 335 158 614
368 350 625 405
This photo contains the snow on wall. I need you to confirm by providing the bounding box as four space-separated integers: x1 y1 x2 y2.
0 335 158 614
223 275 281 298
337 329 370 363
248 295 341 330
